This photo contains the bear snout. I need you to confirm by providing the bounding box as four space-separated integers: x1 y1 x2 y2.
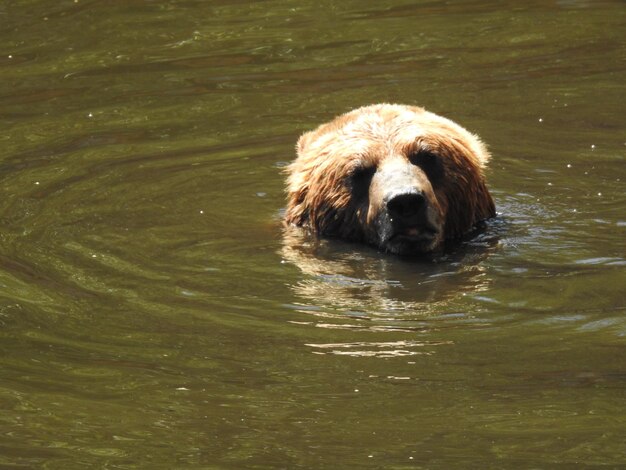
386 191 426 226
376 190 443 254
367 158 442 252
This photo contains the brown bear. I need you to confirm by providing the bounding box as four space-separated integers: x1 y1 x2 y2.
284 104 496 255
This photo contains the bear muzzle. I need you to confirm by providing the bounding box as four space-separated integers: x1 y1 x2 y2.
370 160 444 254
378 190 443 254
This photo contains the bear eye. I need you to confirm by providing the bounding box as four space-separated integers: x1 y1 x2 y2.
350 165 375 180
408 150 444 184
348 165 375 198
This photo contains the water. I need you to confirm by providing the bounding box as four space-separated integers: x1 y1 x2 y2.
1 0 624 467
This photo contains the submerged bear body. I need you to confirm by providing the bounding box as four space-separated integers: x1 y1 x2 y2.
285 104 495 255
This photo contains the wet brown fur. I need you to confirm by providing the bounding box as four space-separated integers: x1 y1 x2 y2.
285 104 495 252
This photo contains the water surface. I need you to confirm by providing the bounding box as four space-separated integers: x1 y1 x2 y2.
1 0 625 467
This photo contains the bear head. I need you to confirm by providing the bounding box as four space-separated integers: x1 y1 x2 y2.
285 104 496 255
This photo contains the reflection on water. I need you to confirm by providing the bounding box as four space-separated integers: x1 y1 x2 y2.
281 222 502 358
305 340 453 357
281 221 501 314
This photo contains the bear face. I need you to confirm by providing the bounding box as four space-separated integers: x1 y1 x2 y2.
285 104 496 255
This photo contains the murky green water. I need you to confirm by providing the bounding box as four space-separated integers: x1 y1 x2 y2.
1 1 624 468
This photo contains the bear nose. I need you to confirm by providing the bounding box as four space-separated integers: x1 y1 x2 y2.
386 192 425 224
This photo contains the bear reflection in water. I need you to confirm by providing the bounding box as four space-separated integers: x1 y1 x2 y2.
281 225 500 322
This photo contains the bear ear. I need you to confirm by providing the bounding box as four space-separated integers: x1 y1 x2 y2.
472 136 491 168
296 131 314 156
